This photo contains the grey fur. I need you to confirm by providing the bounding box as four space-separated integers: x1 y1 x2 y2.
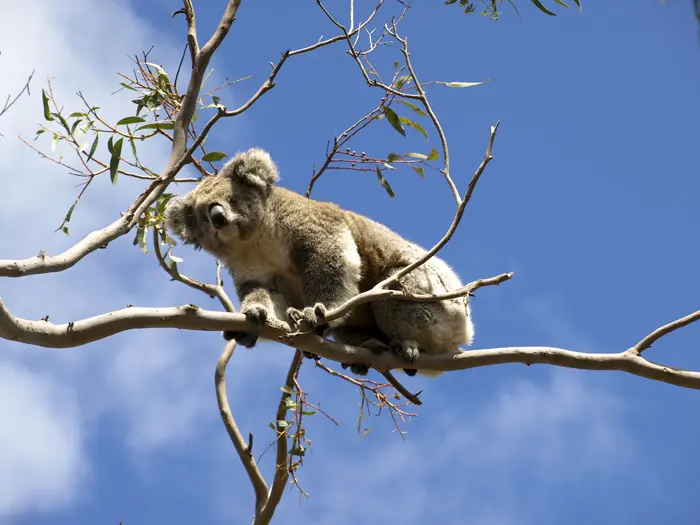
165 147 474 377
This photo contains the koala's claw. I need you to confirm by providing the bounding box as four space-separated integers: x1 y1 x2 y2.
302 351 321 361
286 303 327 332
224 304 269 348
341 362 371 376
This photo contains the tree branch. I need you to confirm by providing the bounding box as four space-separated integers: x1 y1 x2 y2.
630 310 700 355
0 0 240 278
255 351 304 525
215 340 269 514
1 295 699 390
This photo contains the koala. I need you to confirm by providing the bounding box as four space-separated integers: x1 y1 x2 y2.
165 147 474 377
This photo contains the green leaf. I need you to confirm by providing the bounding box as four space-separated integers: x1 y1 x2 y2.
552 0 569 5
169 255 183 263
70 119 83 136
41 90 54 121
529 0 557 15
290 446 306 457
109 137 123 185
393 75 412 90
201 151 228 162
404 152 428 160
277 420 290 428
386 153 403 162
64 202 77 223
572 0 581 8
399 117 428 140
427 148 440 161
375 167 396 198
444 81 484 88
383 108 406 136
53 113 71 134
410 165 425 179
279 385 295 395
119 82 138 91
301 410 317 416
397 99 427 116
116 116 146 126
86 135 99 162
107 135 114 154
445 0 459 4
136 120 175 131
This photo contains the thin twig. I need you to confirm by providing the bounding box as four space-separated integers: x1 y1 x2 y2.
255 351 304 525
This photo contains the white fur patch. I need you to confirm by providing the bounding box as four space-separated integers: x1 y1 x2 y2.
339 227 362 296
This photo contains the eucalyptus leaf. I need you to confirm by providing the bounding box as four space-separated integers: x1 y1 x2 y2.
375 167 396 198
116 116 146 126
201 151 228 162
383 108 406 136
109 138 123 185
41 90 53 121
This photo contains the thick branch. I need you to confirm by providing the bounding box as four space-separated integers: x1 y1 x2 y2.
215 340 269 513
1 297 699 390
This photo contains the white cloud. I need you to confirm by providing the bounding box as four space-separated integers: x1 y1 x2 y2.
262 370 633 525
0 0 233 517
450 370 632 479
0 360 87 520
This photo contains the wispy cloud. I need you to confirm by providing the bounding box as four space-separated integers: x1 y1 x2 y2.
0 360 87 520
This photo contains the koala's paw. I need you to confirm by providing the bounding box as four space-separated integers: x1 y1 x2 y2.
341 362 370 376
286 303 327 332
224 304 269 348
403 368 418 377
302 351 321 361
340 362 371 376
390 339 420 364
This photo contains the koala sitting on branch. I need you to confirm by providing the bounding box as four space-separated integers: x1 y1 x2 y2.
165 148 473 377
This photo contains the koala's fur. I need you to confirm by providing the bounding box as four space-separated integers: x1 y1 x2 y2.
165 148 474 377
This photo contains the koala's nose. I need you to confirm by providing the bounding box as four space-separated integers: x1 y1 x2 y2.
209 204 228 229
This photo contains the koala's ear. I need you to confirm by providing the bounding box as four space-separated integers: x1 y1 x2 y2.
165 196 191 241
221 147 279 194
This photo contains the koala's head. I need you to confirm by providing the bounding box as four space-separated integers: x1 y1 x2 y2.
165 148 279 255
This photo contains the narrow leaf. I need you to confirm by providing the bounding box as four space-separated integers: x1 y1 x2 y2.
397 99 428 116
41 90 54 121
64 202 77 223
375 167 396 198
443 81 484 88
393 75 412 90
399 117 428 140
386 153 403 162
410 165 425 179
201 151 228 162
109 138 123 185
277 420 290 428
279 385 295 395
404 152 428 160
116 116 146 126
427 148 440 161
136 120 175 131
552 0 569 7
86 135 99 162
530 0 557 15
383 108 406 136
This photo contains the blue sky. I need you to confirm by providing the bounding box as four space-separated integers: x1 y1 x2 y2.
0 0 699 524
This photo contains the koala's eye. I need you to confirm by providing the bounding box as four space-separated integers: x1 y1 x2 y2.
209 204 228 229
